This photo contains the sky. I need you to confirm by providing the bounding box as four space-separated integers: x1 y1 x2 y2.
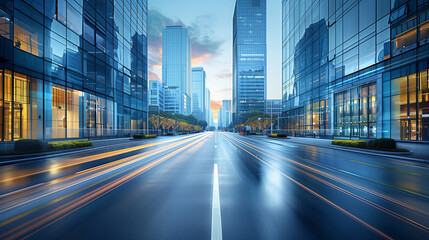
148 0 282 119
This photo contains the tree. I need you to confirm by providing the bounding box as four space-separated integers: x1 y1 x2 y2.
238 110 262 124
149 115 162 130
197 120 208 129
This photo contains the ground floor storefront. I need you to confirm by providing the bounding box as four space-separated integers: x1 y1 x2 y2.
282 61 429 141
0 69 147 141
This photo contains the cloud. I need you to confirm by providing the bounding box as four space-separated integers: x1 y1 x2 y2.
149 72 161 81
148 9 222 78
214 88 231 94
210 100 222 110
216 72 232 79
192 53 212 66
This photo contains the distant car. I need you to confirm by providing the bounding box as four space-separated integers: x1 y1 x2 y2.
240 126 250 135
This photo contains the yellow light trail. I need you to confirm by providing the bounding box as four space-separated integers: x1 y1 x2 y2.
0 134 208 214
0 133 211 240
0 134 199 183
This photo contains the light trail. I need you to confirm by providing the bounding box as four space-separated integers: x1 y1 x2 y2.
226 133 429 213
221 133 393 240
235 134 429 177
223 134 429 232
0 133 211 240
0 134 206 215
0 134 200 183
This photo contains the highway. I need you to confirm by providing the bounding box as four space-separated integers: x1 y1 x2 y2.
0 132 428 239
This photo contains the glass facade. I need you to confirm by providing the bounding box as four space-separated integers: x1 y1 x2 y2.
219 100 232 128
233 0 267 124
205 88 211 124
149 80 164 112
162 26 191 115
282 0 429 141
0 0 148 141
164 87 181 114
191 67 206 121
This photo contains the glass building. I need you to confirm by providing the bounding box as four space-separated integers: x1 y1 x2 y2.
233 0 267 124
192 67 207 121
162 26 191 115
192 67 206 121
282 0 429 141
219 100 232 128
0 0 148 141
164 86 181 114
149 80 164 112
205 88 211 124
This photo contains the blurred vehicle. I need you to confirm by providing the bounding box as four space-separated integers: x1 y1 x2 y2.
240 125 250 135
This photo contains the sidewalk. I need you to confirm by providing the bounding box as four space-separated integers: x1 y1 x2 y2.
270 136 429 162
0 137 146 164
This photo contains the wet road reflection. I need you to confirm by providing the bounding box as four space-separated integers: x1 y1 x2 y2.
0 132 428 239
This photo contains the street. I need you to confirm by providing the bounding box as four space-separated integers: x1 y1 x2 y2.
0 132 428 240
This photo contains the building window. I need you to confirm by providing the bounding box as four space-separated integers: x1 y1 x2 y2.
252 0 261 7
14 12 44 57
334 83 377 139
0 10 11 39
419 11 429 45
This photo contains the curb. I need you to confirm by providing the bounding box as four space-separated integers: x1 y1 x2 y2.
0 140 139 166
245 135 429 164
285 140 429 164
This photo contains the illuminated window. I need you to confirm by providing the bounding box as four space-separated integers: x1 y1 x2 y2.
13 12 43 57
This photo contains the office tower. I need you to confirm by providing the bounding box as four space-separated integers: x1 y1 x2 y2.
164 86 181 114
221 100 232 128
282 0 429 141
233 0 267 124
205 88 211 123
0 0 148 141
217 109 222 129
210 110 214 127
162 26 192 115
192 67 206 121
149 80 164 113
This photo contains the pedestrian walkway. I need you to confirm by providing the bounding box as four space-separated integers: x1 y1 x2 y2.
0 137 159 162
263 136 429 162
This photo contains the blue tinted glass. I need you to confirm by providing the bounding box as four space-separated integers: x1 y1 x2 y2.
343 5 358 40
67 4 82 35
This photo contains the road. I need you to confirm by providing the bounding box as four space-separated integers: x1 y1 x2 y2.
0 132 428 240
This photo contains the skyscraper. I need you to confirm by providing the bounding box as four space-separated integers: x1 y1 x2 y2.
192 67 206 121
210 110 214 127
164 87 181 114
282 0 429 141
149 80 164 113
219 100 232 128
162 26 192 115
205 88 211 123
233 0 267 124
0 0 148 141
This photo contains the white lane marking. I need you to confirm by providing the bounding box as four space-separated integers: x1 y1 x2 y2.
211 164 222 240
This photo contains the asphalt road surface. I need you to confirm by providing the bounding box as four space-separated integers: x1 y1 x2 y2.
0 132 428 240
